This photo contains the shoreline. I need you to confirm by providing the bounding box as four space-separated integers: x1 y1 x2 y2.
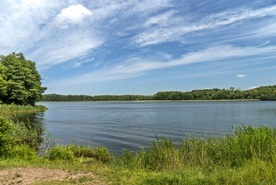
38 99 261 103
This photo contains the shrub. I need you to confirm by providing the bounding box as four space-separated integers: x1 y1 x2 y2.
0 116 15 155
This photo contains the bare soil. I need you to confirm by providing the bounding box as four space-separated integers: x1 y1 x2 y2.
0 166 110 185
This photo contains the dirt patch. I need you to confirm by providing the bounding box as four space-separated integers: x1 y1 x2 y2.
0 166 110 185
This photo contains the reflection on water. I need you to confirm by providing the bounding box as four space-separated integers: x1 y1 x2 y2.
36 101 276 154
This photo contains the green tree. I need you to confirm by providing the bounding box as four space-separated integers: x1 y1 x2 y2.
0 63 7 100
0 52 46 105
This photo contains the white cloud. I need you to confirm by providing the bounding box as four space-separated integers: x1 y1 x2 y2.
47 44 276 87
133 5 276 46
0 0 62 54
236 74 247 78
32 30 103 70
0 0 172 69
0 1 104 70
55 4 92 27
2 0 275 79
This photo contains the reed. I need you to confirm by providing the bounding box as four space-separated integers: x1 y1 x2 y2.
111 126 276 184
0 103 47 115
0 116 44 157
116 126 276 171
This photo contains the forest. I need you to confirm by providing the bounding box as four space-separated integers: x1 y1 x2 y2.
42 85 276 101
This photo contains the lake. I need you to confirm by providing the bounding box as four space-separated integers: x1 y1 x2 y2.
36 101 276 154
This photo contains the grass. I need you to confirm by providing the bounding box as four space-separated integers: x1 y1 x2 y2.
0 103 47 115
0 106 275 184
105 126 275 184
34 176 96 185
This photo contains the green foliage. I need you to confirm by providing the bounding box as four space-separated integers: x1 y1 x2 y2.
12 119 44 149
67 144 96 158
141 173 185 185
118 149 135 167
137 138 180 170
47 145 113 163
6 145 37 160
0 115 45 158
68 145 112 163
42 85 276 101
153 86 276 101
93 146 113 163
42 93 153 101
114 126 276 172
48 146 74 161
0 104 47 115
0 52 46 105
0 116 15 154
109 126 276 184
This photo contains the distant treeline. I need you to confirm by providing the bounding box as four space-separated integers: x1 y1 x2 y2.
42 94 153 101
42 85 276 101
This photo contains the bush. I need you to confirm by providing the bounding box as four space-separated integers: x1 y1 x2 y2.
0 116 15 155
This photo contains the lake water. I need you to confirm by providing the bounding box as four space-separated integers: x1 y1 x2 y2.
36 101 276 154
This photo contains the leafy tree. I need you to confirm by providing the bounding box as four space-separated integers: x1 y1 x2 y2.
0 63 7 99
0 52 46 105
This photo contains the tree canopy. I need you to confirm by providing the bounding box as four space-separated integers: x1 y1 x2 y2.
42 85 276 101
0 53 46 105
152 86 276 101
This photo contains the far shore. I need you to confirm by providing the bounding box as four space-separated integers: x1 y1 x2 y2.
39 99 261 103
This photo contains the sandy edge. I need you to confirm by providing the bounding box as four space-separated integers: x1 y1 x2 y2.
0 166 110 185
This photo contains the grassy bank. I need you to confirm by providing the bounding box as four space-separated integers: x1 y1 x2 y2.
110 126 276 184
0 112 275 184
0 103 47 115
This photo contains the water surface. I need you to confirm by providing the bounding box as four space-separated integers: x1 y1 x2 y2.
36 101 276 154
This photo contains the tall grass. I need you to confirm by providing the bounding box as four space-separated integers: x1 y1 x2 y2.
12 119 44 149
116 126 276 171
0 116 44 158
0 103 47 115
46 144 113 163
110 126 276 184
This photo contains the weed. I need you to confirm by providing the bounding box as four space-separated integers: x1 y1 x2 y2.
47 146 74 161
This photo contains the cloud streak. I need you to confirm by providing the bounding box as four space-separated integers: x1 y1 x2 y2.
133 5 276 46
47 44 276 88
0 0 173 70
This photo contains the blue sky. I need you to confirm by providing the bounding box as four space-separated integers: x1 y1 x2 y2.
0 0 276 95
